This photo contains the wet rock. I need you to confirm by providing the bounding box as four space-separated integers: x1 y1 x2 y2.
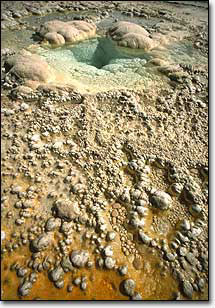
104 257 116 269
70 250 89 268
18 280 33 296
150 190 172 210
139 231 151 245
55 199 80 221
49 266 64 282
182 280 193 299
30 233 52 252
120 279 136 296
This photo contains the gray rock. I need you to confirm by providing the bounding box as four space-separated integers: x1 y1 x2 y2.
182 280 193 299
139 231 151 245
45 217 61 232
55 199 80 221
150 190 172 210
18 281 33 296
54 279 64 289
180 219 191 231
103 245 113 257
131 292 142 300
118 265 128 276
106 231 116 241
136 206 147 217
50 266 64 282
80 282 87 291
61 256 74 272
17 267 28 277
178 247 187 256
73 277 81 286
185 252 197 265
70 250 89 268
121 279 136 296
104 257 116 269
31 233 52 252
166 253 175 262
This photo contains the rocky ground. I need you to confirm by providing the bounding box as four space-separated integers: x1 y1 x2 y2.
1 1 208 301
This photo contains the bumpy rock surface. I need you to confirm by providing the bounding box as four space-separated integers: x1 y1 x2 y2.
150 190 172 210
38 20 96 46
108 21 156 51
70 250 89 268
54 199 80 221
5 50 55 83
30 233 53 252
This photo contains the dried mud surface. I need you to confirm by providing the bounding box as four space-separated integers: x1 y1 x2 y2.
1 1 208 301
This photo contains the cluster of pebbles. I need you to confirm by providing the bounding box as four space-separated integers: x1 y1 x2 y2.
1 0 208 301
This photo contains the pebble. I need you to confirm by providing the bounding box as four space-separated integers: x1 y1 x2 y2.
118 265 128 276
54 279 64 289
104 257 116 269
49 266 64 282
121 279 136 296
73 277 81 286
178 247 187 256
139 231 151 245
67 285 73 292
70 250 89 268
18 281 33 296
106 231 116 241
80 281 87 291
103 245 113 257
31 233 52 252
150 190 172 210
182 280 193 299
131 292 142 300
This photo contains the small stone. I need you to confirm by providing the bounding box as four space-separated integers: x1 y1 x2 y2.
131 292 142 300
70 250 89 268
103 245 113 257
121 279 136 296
67 285 73 292
106 231 116 241
139 231 151 245
178 247 187 256
80 282 87 291
166 253 175 262
182 280 193 299
118 265 128 276
104 257 116 269
111 209 118 217
50 266 64 282
150 190 172 210
73 277 81 286
54 280 64 289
